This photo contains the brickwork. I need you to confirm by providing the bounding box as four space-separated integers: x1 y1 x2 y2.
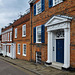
30 0 75 66
1 0 75 68
0 35 2 49
13 13 31 61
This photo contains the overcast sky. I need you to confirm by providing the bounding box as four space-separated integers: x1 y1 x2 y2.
0 0 30 34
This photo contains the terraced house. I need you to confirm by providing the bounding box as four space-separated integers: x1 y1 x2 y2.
13 9 31 61
1 25 16 58
1 0 75 70
0 35 2 54
1 9 31 61
29 0 75 70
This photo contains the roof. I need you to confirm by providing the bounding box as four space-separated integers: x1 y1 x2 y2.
29 0 36 4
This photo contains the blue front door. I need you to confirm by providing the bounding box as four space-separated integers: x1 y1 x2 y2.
56 39 64 63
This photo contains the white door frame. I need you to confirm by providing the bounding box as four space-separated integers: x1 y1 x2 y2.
52 31 64 62
45 16 71 69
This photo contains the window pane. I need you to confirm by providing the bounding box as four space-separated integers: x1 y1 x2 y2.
37 1 41 14
37 26 41 42
23 25 26 36
18 44 20 54
23 44 26 55
54 0 63 5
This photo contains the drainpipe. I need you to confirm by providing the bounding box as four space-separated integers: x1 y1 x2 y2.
12 25 14 43
12 25 14 59
30 3 33 61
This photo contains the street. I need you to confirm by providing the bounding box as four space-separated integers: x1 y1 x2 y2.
0 59 36 75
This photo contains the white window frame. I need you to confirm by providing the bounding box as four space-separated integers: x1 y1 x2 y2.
5 34 6 41
36 0 41 15
17 44 20 55
36 25 42 43
23 44 26 56
53 0 63 6
22 24 26 37
10 32 12 41
15 28 17 38
8 33 9 41
6 33 8 41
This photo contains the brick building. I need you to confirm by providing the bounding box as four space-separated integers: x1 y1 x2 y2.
13 10 31 61
0 35 2 54
1 0 75 70
1 25 16 58
29 0 75 69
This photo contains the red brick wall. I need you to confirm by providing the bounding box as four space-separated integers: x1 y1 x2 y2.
30 0 75 66
13 13 31 61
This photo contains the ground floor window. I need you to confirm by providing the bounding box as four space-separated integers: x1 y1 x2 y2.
23 44 26 56
18 44 20 54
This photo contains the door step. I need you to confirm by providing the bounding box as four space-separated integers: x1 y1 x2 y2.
50 62 63 70
45 62 63 70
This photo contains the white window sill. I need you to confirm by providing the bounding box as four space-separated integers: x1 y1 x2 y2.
22 35 26 37
18 53 20 55
53 1 63 7
36 42 42 43
23 54 26 56
15 37 17 39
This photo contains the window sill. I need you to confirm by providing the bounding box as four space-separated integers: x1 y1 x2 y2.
36 42 42 43
18 53 20 55
23 54 26 56
22 35 26 38
49 1 63 8
15 37 17 39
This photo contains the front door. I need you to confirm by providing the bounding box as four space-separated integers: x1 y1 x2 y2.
56 39 64 63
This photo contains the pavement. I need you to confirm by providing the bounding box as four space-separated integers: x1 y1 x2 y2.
0 56 75 75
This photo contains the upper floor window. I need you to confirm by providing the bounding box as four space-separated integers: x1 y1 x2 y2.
10 32 12 41
22 24 26 37
36 1 41 14
34 0 45 16
8 33 9 41
15 28 17 38
5 33 7 41
33 25 45 43
49 0 63 8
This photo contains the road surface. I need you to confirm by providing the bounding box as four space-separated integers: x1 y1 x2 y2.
0 59 36 75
